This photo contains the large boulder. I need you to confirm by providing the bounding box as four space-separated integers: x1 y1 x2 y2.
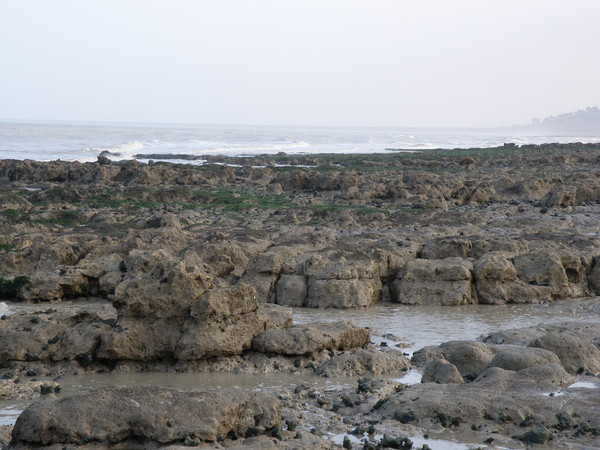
512 250 580 300
411 340 498 377
97 283 290 362
391 258 474 305
174 284 279 360
589 256 600 294
10 387 280 447
474 249 591 304
473 251 526 304
252 321 370 355
420 238 471 259
111 250 213 320
421 359 464 384
315 348 411 377
96 249 292 363
301 252 382 308
305 278 380 308
444 341 496 380
529 332 600 376
541 188 576 208
0 308 114 366
488 346 561 371
275 274 307 307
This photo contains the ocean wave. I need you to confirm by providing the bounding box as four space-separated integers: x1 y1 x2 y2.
198 140 312 155
84 141 145 159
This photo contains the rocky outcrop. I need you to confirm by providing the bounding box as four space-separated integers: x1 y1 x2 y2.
488 346 562 371
0 249 296 373
391 258 474 305
252 321 370 356
529 331 600 375
10 387 280 448
315 348 411 377
0 307 114 369
2 146 600 448
264 241 419 308
376 322 600 447
421 358 464 384
96 250 291 362
413 322 600 385
377 363 594 446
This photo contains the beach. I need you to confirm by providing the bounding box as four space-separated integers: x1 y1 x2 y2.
0 143 599 448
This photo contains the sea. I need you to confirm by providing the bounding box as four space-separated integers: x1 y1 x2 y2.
2 121 600 164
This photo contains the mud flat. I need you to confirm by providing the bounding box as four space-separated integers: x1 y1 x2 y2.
0 143 599 448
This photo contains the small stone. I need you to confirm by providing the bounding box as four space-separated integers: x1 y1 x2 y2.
310 428 323 437
341 395 354 407
379 434 413 449
343 436 352 449
357 377 374 393
293 384 307 394
40 384 55 395
271 426 283 441
244 427 261 438
184 435 201 447
393 410 416 424
513 426 553 444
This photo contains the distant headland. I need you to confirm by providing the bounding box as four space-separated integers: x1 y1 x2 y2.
516 106 600 135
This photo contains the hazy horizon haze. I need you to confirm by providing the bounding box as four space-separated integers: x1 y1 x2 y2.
1 1 599 128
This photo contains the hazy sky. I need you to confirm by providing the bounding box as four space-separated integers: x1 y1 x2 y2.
1 1 599 127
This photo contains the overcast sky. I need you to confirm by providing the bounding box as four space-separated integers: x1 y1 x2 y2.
1 1 599 128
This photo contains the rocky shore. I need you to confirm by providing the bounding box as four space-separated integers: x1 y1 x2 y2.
1 143 600 448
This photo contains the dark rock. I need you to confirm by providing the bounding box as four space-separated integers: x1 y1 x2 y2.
513 425 553 444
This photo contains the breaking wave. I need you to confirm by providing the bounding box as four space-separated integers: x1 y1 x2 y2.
201 140 312 155
85 141 145 159
0 302 12 316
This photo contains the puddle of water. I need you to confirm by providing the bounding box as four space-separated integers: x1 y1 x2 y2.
542 391 565 397
392 369 422 385
328 431 507 450
54 371 356 396
293 302 592 354
0 402 28 426
568 381 598 389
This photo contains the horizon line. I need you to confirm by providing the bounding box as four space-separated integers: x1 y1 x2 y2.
0 117 526 131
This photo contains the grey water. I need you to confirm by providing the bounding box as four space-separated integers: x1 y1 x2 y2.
2 121 600 163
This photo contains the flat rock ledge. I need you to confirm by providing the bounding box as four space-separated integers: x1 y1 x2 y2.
9 386 280 449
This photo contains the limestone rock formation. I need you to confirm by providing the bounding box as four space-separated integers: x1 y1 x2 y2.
315 348 411 377
10 387 280 447
252 321 370 355
391 258 474 305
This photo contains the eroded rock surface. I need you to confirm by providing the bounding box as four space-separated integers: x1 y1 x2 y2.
10 387 280 448
1 145 600 448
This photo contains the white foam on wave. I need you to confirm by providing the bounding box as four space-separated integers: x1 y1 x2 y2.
0 302 12 316
85 141 145 160
200 140 312 155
